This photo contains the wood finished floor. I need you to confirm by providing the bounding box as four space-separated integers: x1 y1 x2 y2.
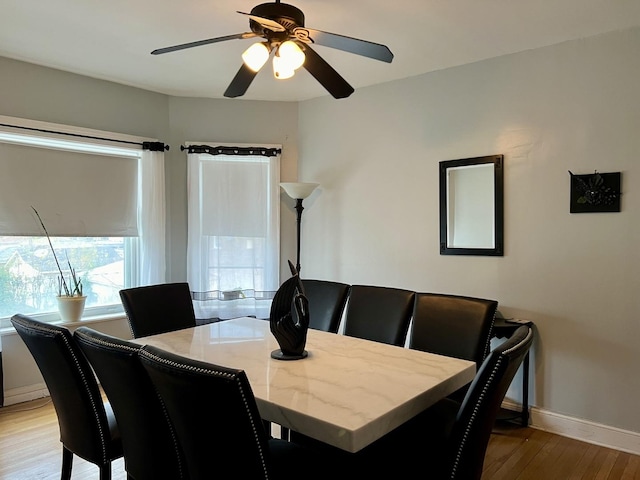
1 397 639 479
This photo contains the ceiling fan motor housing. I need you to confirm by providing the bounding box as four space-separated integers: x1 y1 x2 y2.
250 2 305 33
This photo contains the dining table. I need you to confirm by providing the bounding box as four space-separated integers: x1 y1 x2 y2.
131 316 476 453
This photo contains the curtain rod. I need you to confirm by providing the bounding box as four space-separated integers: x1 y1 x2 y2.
181 144 281 156
0 123 169 151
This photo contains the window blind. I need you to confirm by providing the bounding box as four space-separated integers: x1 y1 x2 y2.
0 135 139 236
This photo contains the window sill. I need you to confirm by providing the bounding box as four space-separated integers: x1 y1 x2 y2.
0 312 128 337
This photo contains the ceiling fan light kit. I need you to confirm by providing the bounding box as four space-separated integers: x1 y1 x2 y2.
151 0 393 99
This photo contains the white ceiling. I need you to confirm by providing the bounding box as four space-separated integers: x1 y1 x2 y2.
2 0 639 102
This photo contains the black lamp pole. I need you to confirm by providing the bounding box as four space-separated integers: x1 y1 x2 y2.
280 182 319 275
294 198 304 273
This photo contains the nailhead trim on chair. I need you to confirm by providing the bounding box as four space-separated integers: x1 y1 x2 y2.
450 364 500 479
14 319 110 466
139 348 271 479
75 329 138 353
74 329 187 480
482 313 497 361
449 327 533 480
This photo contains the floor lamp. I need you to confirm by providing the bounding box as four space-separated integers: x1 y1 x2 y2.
280 182 319 273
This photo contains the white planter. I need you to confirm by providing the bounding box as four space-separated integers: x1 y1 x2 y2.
57 295 87 322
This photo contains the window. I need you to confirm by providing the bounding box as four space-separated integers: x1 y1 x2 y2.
0 236 131 321
186 144 280 321
0 116 166 326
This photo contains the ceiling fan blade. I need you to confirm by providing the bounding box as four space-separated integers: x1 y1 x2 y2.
295 28 393 63
236 11 286 32
151 32 258 55
302 45 354 99
224 64 259 98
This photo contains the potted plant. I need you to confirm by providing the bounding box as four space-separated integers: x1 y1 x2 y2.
32 207 86 322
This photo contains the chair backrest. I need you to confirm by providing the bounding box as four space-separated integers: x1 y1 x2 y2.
139 345 274 480
410 293 498 368
342 285 415 346
74 327 187 480
302 279 350 333
10 314 120 466
119 282 196 338
447 325 534 480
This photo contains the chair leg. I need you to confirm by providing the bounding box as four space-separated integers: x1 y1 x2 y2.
61 447 73 480
99 464 112 480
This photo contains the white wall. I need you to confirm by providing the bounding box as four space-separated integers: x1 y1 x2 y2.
297 27 640 434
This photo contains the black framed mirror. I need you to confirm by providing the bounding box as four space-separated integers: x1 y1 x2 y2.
439 154 504 256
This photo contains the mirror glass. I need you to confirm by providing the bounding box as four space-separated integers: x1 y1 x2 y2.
439 155 503 256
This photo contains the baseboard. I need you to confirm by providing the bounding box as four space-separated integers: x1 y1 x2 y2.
3 384 50 406
502 400 640 456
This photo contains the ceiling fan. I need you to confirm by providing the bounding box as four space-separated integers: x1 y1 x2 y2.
151 0 394 99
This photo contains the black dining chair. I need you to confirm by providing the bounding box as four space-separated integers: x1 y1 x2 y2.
341 285 415 346
119 282 196 338
138 344 328 480
301 279 350 333
291 324 534 480
74 327 187 480
410 293 498 368
10 314 123 480
410 292 498 401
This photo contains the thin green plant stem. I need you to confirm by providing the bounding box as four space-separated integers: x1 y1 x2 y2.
31 206 71 296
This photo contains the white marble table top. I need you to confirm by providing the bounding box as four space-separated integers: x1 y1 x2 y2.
132 317 475 453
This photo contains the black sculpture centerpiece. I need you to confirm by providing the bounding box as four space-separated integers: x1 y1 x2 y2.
269 261 309 360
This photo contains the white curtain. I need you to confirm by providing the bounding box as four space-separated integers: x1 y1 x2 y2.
136 149 166 285
187 147 280 321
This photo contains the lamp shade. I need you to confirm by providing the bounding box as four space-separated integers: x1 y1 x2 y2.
273 55 295 79
278 41 305 70
280 182 319 200
242 42 270 72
